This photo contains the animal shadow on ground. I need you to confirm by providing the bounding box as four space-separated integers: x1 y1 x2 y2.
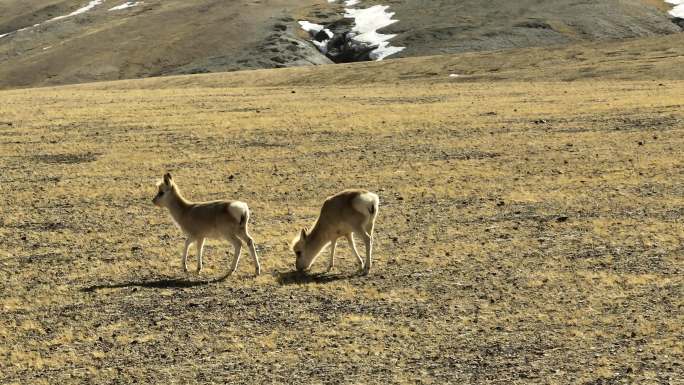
80 274 231 292
274 270 359 286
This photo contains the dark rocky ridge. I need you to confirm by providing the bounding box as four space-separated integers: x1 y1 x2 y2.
672 17 684 29
308 18 379 63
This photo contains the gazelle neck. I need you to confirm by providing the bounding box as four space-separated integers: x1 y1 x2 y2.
304 224 329 260
166 187 190 220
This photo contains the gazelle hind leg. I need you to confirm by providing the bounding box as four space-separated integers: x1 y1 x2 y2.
227 235 242 275
360 232 372 275
346 233 364 271
237 230 260 276
196 237 206 274
362 217 376 275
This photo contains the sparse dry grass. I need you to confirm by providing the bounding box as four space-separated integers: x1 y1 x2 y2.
0 56 682 384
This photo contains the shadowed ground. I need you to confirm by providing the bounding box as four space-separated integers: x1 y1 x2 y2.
81 275 232 292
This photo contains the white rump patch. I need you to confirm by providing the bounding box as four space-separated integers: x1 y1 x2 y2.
352 192 379 216
228 201 249 223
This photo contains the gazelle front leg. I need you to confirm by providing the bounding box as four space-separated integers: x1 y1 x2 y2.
182 238 193 273
326 239 337 273
196 237 206 274
346 233 364 272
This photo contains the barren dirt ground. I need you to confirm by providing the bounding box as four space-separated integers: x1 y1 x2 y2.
0 70 682 383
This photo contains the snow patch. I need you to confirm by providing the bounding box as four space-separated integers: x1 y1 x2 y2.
49 0 105 22
329 0 360 5
0 0 107 39
345 5 398 38
109 2 142 11
300 0 405 61
665 0 684 18
670 4 684 18
298 21 325 34
344 5 404 60
299 21 334 54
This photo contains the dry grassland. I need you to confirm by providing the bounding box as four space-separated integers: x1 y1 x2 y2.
0 55 682 383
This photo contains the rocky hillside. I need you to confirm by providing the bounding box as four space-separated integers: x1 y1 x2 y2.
0 0 330 89
0 0 680 89
379 0 681 57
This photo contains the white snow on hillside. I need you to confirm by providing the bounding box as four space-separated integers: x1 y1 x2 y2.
109 2 142 11
298 21 325 34
344 5 404 60
328 0 360 4
0 0 107 39
301 0 405 61
298 21 333 38
298 21 334 54
665 0 684 18
49 0 105 21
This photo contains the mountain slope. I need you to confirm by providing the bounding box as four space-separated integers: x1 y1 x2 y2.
75 33 684 90
0 0 681 89
0 0 329 89
380 0 681 58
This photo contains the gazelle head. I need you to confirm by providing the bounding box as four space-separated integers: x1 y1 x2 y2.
292 228 315 272
152 173 175 207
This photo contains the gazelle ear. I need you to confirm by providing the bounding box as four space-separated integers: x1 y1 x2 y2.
163 173 173 185
300 228 307 240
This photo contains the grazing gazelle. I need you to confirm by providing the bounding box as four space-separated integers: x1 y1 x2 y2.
291 189 379 275
152 173 261 276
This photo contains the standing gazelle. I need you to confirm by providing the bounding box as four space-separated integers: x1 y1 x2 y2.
291 189 379 275
152 173 261 276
